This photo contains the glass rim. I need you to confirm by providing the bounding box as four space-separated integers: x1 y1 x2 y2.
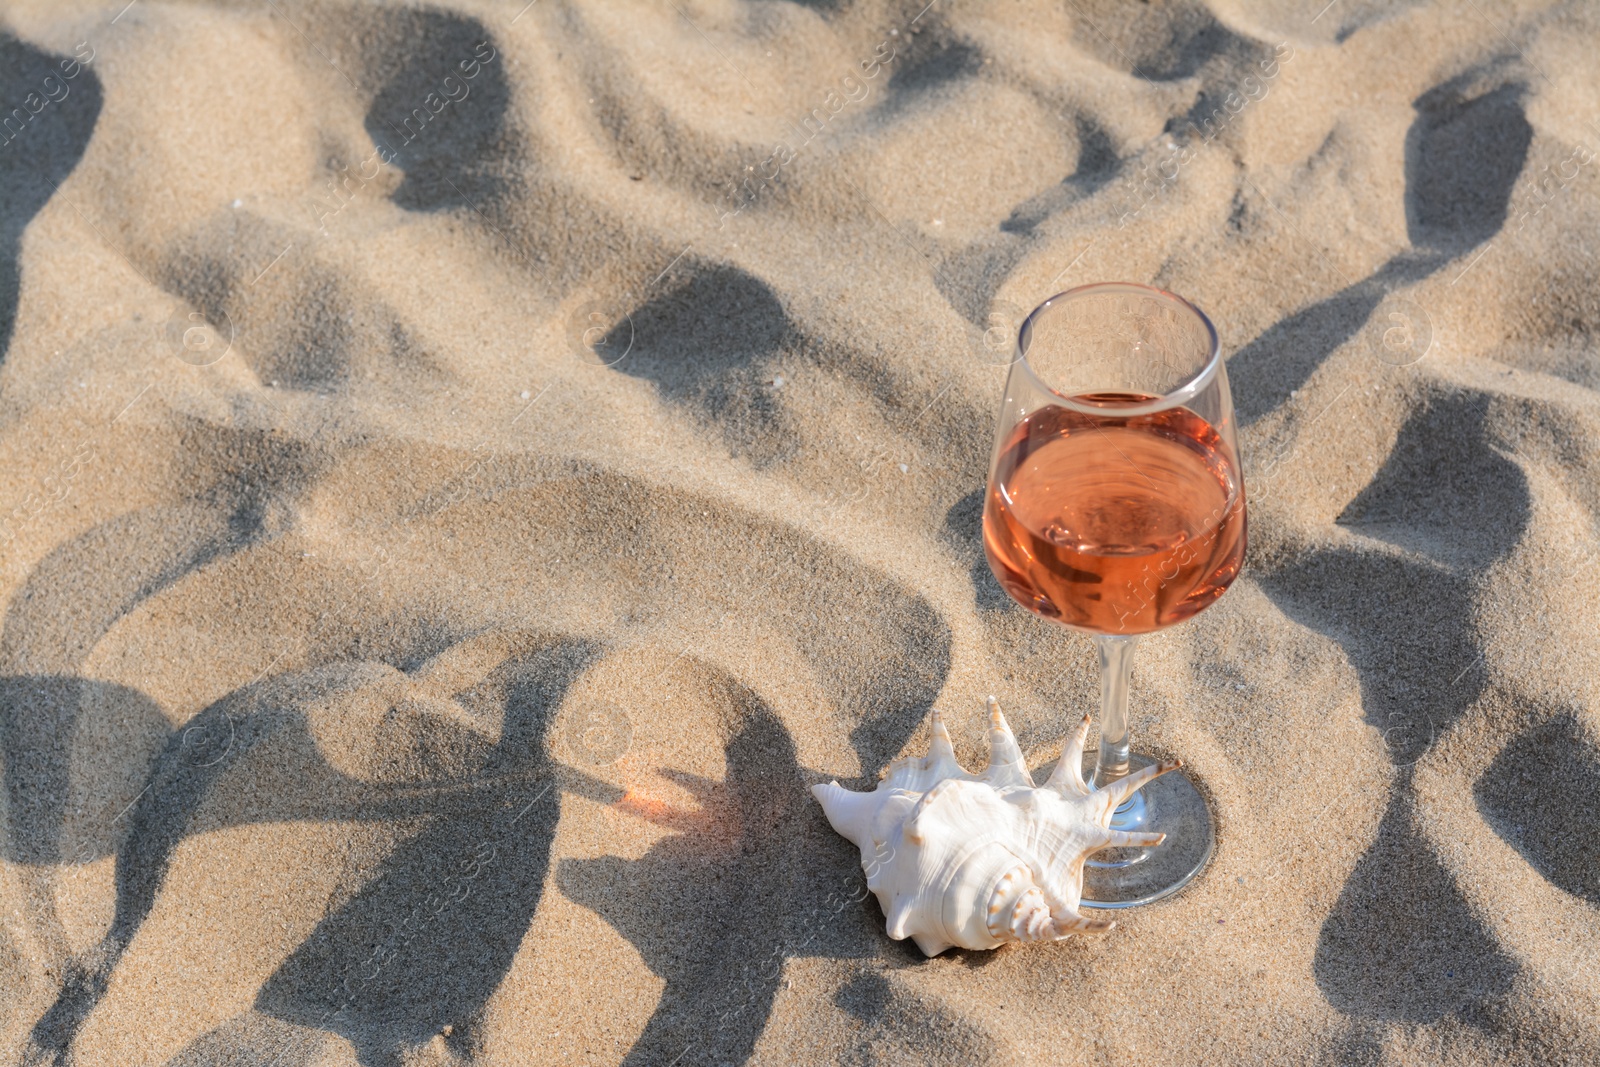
1014 282 1222 417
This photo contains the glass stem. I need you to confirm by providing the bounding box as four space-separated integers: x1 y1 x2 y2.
1090 634 1140 793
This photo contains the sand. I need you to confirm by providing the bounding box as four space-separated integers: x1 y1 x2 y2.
0 0 1597 1063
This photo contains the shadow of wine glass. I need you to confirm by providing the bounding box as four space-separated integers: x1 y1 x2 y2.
556 668 889 1067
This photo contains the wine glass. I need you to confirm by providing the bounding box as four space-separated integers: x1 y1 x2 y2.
982 282 1245 906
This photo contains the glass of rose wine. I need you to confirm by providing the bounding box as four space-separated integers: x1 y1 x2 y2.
983 282 1245 906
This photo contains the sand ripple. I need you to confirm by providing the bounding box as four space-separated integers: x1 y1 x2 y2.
1 0 1597 1063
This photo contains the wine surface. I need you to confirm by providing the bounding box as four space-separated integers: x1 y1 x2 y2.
983 394 1245 634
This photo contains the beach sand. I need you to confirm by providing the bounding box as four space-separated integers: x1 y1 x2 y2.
1 0 1597 1063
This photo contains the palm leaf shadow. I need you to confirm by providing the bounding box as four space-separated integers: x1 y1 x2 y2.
1262 393 1531 1025
1229 72 1532 424
254 637 600 1065
23 634 605 1067
0 35 101 364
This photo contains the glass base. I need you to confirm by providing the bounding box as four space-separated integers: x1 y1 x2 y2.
1080 752 1214 908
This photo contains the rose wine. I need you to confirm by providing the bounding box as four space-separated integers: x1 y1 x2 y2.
982 394 1245 634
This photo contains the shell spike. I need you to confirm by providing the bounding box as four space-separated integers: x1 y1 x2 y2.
811 781 879 844
1097 758 1182 811
981 696 1034 789
924 708 961 777
1045 713 1093 796
1054 913 1115 936
885 894 917 940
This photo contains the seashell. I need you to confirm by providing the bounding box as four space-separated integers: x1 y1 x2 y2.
811 697 1179 956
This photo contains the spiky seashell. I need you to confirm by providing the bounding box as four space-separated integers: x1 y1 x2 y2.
811 698 1179 956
